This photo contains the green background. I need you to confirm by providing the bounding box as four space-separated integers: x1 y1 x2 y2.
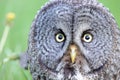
0 0 120 80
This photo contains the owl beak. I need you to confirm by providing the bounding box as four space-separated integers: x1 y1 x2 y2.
69 44 77 64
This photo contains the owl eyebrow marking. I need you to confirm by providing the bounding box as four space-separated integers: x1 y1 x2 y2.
83 29 93 33
77 15 92 20
55 29 64 35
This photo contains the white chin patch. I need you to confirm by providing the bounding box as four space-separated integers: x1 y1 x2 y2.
57 73 64 80
74 72 84 80
57 69 85 80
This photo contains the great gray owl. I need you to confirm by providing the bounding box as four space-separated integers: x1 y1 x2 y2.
20 0 120 80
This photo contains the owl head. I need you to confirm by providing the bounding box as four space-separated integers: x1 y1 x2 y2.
27 0 119 79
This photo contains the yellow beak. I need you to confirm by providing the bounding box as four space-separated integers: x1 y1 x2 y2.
69 44 77 63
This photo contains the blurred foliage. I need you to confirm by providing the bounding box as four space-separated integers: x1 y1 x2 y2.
0 0 120 80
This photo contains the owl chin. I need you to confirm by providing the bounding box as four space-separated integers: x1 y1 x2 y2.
54 64 88 80
61 64 85 80
55 63 105 80
53 59 104 79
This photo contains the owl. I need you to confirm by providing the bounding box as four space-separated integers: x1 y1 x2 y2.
20 0 120 80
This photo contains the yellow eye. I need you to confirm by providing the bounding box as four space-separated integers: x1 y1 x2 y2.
56 33 65 42
82 33 93 42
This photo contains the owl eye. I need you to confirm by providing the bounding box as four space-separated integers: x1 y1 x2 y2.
82 33 93 43
55 33 65 42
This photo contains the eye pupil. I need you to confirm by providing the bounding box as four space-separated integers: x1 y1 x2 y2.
58 34 63 40
85 35 90 40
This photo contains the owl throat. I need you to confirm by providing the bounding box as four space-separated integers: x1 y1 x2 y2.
63 65 83 80
55 64 88 80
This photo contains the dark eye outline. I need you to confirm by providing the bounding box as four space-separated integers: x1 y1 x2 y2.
82 32 93 43
55 30 66 43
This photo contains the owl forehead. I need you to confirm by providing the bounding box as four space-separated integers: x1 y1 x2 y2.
40 1 112 30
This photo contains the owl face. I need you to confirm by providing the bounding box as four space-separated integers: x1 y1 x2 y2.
29 1 116 79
